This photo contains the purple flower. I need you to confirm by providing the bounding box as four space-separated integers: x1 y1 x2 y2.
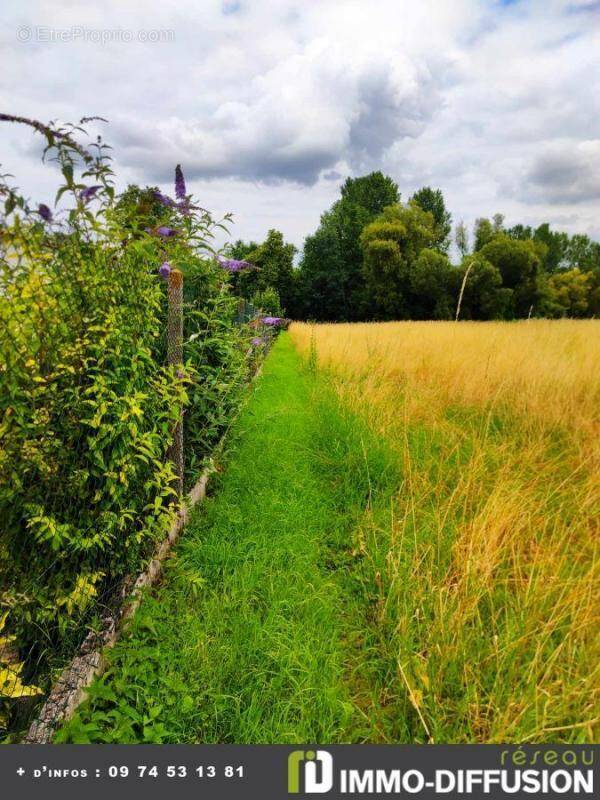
154 191 175 208
216 256 255 273
158 261 172 279
174 164 186 200
261 316 283 326
156 225 178 238
79 185 102 202
38 203 52 222
250 337 264 347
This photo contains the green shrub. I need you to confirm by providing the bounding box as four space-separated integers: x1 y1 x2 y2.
0 116 254 724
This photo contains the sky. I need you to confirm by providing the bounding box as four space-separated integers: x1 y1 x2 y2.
1 0 599 254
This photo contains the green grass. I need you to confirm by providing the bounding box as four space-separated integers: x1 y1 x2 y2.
57 333 402 743
55 330 598 744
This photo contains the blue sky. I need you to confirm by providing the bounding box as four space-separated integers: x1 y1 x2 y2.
0 0 599 250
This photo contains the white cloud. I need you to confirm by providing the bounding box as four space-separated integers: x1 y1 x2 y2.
0 0 599 249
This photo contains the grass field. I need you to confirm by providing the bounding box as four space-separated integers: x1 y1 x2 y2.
58 323 598 744
290 320 599 742
57 336 403 743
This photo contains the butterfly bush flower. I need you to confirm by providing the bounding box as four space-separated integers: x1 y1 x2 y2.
154 191 175 208
158 261 172 279
156 225 178 238
216 256 255 273
38 203 52 222
261 316 284 326
175 164 186 200
79 185 101 202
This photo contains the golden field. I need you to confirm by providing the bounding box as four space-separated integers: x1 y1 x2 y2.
290 320 599 742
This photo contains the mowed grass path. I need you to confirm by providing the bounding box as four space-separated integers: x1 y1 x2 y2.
58 334 399 743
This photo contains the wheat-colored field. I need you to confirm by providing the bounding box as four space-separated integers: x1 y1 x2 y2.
290 320 599 742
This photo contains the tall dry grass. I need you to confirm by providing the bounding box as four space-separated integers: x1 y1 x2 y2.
291 320 599 742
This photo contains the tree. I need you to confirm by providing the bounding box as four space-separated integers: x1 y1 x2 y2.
113 184 176 232
506 223 569 273
411 187 452 253
564 234 600 272
533 223 569 272
492 213 505 233
236 229 296 313
295 212 347 320
455 221 470 258
541 268 594 318
251 286 282 315
360 202 439 319
473 217 495 251
456 255 511 320
506 223 533 241
479 235 542 317
409 248 456 319
298 172 399 320
229 238 260 260
340 171 400 216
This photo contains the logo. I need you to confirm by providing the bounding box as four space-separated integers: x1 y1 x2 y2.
288 750 334 794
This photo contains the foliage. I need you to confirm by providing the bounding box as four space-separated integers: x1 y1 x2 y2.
360 202 455 319
57 335 399 744
251 286 282 315
294 211 348 320
473 217 496 252
409 248 456 319
0 612 42 730
298 172 399 320
541 267 595 318
455 220 469 258
0 117 255 731
456 255 511 320
479 235 541 317
237 230 296 311
410 186 452 253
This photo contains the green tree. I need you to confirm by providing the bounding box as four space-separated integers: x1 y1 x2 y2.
251 286 282 315
409 248 456 319
492 213 505 233
455 220 470 258
564 234 600 272
298 172 399 320
236 229 296 312
479 235 542 317
533 223 569 272
456 255 511 320
506 223 533 241
360 202 438 319
296 212 347 320
229 238 260 260
541 268 593 318
473 217 495 252
410 187 452 253
113 184 176 232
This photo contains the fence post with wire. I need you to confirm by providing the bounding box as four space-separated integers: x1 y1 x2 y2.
167 268 184 499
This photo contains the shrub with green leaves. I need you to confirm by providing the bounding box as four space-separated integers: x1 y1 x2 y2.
0 116 254 726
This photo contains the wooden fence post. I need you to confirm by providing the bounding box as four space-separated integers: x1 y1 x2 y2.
167 268 184 498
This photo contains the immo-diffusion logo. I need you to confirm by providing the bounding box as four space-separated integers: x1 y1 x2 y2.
288 750 334 794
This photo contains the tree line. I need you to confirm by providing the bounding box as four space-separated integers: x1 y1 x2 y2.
226 172 600 320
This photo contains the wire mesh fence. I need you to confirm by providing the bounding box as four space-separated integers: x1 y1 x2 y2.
0 249 270 740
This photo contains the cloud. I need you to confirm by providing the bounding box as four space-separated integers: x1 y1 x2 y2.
0 0 599 248
109 41 447 186
523 141 600 204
